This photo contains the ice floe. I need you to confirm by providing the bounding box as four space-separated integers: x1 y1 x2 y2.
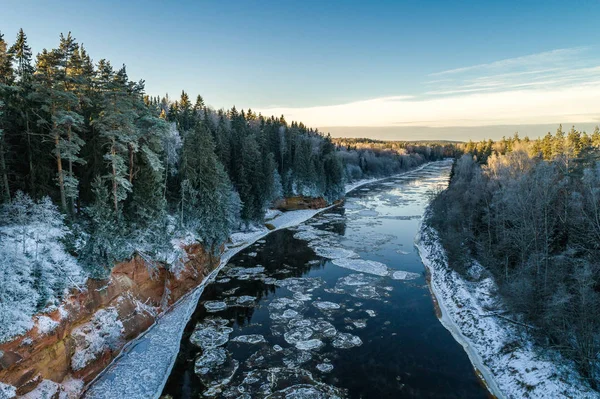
204 301 228 312
391 270 421 280
312 301 342 311
316 363 334 373
332 332 363 349
295 339 324 351
331 258 389 276
231 334 266 344
189 318 233 349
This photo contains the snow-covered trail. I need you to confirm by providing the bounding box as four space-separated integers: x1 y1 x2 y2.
416 220 600 399
83 163 432 399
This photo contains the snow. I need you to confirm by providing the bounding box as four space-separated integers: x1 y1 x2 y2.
331 258 389 276
0 195 85 344
72 307 124 372
36 315 59 335
417 221 600 399
0 382 16 399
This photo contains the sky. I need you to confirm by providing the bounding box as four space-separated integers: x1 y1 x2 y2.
2 0 600 140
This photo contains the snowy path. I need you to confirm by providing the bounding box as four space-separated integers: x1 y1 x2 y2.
83 165 430 399
416 221 600 399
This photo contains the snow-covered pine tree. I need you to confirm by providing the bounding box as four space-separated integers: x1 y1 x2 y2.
180 123 240 251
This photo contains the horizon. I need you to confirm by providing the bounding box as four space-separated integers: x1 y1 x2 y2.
3 0 600 140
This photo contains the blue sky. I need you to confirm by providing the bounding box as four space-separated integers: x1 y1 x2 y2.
2 0 600 139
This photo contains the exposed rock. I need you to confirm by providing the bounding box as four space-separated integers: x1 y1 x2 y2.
0 243 218 396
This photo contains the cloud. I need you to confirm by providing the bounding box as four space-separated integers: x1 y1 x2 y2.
430 47 586 77
257 48 600 128
257 83 600 128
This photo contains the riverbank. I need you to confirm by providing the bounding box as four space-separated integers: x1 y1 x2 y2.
416 218 600 399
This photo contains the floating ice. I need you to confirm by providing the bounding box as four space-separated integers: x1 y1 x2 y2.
204 301 227 312
312 301 341 311
225 266 265 279
352 319 367 329
316 363 334 373
365 310 377 317
247 252 258 257
230 368 345 398
189 318 233 349
293 292 312 301
288 319 313 328
284 327 314 344
194 347 227 375
222 287 239 296
273 344 283 352
311 320 337 338
235 295 257 305
277 277 324 294
332 332 363 349
391 270 421 280
332 258 389 276
396 250 410 255
269 297 304 310
295 339 324 351
271 309 299 321
313 247 357 260
231 334 266 344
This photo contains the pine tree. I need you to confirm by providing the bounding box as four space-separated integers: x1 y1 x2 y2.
179 124 240 251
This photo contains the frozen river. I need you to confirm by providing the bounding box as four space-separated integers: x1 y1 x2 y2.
161 160 490 398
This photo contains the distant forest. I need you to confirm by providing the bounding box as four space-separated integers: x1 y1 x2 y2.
430 126 600 387
0 30 451 341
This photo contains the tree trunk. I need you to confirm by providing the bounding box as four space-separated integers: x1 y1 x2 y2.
0 138 10 203
111 138 118 212
26 113 35 196
68 126 74 214
55 131 67 212
129 143 134 183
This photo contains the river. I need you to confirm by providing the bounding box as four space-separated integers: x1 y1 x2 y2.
161 160 490 398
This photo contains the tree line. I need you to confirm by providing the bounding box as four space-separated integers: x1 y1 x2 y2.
0 29 447 280
429 125 600 388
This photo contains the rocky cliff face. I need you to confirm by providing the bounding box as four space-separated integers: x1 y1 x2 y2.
0 243 218 397
273 196 328 211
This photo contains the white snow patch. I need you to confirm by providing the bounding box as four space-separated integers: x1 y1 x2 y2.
71 307 123 372
417 221 600 399
0 382 16 399
36 315 59 335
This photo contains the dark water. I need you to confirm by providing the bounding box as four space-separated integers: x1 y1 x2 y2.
162 161 490 398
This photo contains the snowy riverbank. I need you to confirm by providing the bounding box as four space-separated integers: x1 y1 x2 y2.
416 219 600 399
82 164 432 399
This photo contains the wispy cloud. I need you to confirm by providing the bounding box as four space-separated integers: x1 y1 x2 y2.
257 47 600 128
430 47 587 77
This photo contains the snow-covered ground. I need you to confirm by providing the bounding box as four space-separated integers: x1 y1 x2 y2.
416 220 600 399
82 165 430 399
